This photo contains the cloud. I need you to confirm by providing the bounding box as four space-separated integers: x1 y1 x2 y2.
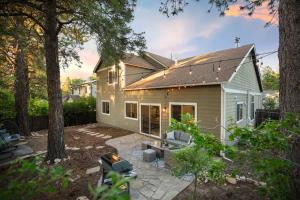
226 2 278 25
133 7 225 59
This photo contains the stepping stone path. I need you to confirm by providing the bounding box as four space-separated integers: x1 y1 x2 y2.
86 166 100 175
85 146 93 150
76 126 113 140
76 196 89 200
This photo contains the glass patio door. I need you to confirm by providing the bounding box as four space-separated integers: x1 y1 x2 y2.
140 104 160 137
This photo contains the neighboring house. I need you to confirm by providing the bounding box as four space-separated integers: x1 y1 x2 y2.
93 44 263 145
71 80 97 98
62 94 81 103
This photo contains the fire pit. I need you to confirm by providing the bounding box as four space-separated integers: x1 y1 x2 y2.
99 153 137 194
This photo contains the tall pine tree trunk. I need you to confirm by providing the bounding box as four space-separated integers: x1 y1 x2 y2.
14 39 30 136
44 0 66 162
278 0 300 196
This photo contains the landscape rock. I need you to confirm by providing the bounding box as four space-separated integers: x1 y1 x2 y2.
54 158 61 164
76 196 89 200
85 146 93 150
86 166 100 175
96 145 104 149
226 177 237 185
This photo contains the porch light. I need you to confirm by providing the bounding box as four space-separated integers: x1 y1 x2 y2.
189 65 192 75
163 107 167 112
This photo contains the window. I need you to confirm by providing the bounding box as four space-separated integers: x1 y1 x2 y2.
236 102 243 122
170 103 196 122
102 101 110 115
108 70 114 84
250 96 255 120
125 102 138 119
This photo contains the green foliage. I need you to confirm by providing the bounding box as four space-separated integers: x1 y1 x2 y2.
263 97 277 110
261 66 279 91
0 156 71 200
89 171 131 200
29 98 49 116
63 97 96 113
168 113 226 199
228 113 300 199
0 88 15 119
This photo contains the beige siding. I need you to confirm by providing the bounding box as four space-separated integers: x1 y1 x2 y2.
125 65 153 86
225 56 261 92
97 68 222 139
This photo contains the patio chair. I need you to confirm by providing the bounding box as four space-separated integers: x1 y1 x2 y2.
0 120 21 143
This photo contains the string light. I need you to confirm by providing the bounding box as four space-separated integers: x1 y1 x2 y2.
97 50 277 82
189 65 192 75
202 80 206 84
216 77 219 81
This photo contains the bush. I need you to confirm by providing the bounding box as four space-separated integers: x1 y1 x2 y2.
63 97 96 113
0 88 15 119
0 156 70 200
263 97 277 110
29 98 49 116
228 113 300 199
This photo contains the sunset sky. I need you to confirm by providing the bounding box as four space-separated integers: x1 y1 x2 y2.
60 0 279 80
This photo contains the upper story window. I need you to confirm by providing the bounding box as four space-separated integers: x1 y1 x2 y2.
250 96 255 120
236 102 243 123
102 100 110 115
125 101 138 120
170 102 197 122
108 70 115 85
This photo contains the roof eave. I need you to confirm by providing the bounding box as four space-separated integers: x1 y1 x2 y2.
124 81 226 91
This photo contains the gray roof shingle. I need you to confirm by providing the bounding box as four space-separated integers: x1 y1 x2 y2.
125 44 256 90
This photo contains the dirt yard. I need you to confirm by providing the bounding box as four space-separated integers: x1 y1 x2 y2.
1 123 133 200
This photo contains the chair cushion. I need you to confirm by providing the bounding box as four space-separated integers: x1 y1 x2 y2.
179 132 191 143
166 131 175 140
174 131 181 140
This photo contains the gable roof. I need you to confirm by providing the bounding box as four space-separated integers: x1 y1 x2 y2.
93 53 173 72
125 44 262 91
144 52 175 68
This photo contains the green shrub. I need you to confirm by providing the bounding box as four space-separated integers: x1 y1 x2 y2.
228 113 300 199
89 171 131 200
0 88 15 119
63 97 96 113
0 156 70 200
168 114 227 200
263 97 277 110
29 98 49 116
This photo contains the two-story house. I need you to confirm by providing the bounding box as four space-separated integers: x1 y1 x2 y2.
93 44 263 144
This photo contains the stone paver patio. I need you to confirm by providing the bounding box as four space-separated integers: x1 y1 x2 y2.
106 133 192 200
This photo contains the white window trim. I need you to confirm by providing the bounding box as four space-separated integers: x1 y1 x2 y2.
249 96 255 122
101 100 110 115
139 103 161 139
236 102 244 123
124 101 138 120
169 102 197 124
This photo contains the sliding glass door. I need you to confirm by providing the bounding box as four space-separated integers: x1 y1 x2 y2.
140 104 160 137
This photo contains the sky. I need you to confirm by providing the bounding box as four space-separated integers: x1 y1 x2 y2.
60 0 279 80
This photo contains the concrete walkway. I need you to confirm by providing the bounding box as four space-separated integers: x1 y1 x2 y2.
106 134 191 200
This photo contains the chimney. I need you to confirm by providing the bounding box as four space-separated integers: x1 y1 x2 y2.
235 37 240 48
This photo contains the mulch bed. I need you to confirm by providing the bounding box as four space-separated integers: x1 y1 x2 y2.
173 181 261 200
0 124 133 200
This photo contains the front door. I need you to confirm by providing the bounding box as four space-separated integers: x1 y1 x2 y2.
140 104 160 137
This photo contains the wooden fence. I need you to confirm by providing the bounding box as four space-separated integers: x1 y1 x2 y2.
255 109 280 127
1 111 96 132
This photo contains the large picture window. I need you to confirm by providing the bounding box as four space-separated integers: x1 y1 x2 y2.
170 102 196 122
125 102 138 119
102 101 110 115
236 102 243 122
250 96 255 120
